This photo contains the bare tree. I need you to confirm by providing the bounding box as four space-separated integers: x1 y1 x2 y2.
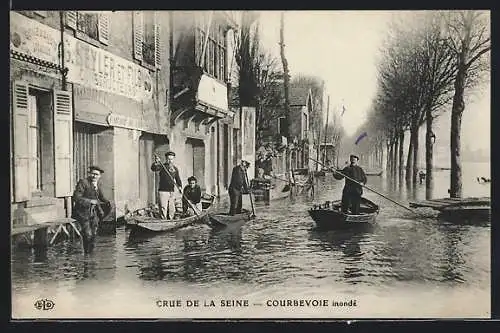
442 10 490 198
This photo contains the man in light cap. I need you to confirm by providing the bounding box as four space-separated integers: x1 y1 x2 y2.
151 151 182 219
72 165 111 254
228 160 250 215
333 154 367 215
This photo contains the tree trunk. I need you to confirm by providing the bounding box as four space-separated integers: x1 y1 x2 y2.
393 136 398 180
411 126 419 186
398 131 405 185
406 129 415 185
387 141 392 175
450 65 466 198
425 105 434 200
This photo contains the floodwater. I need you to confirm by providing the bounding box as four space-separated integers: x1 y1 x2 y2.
11 162 491 319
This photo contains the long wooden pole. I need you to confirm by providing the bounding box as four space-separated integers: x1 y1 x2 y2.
309 157 419 215
244 170 256 218
153 154 201 217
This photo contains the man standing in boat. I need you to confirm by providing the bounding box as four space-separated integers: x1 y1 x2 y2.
151 152 182 220
228 160 251 215
333 154 367 215
72 166 112 254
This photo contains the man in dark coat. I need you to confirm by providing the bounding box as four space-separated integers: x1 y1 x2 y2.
151 151 182 219
72 166 111 254
228 160 250 215
182 176 202 216
333 154 367 215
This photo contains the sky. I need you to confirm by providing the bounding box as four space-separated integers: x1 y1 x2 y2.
257 10 490 154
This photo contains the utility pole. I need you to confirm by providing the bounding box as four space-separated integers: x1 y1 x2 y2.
279 11 292 174
322 95 330 166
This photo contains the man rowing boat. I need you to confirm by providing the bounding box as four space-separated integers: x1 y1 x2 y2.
333 154 367 215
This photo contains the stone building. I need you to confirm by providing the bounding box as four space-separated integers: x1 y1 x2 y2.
10 11 253 232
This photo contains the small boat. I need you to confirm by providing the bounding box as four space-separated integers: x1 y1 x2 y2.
208 209 253 229
125 195 215 233
308 197 379 229
365 170 383 176
251 175 291 202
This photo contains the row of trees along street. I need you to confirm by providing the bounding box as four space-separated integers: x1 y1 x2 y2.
353 10 490 199
232 12 344 176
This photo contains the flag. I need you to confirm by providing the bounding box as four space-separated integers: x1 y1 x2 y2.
355 132 368 145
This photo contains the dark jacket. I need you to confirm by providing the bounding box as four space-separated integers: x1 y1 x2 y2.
333 164 367 194
72 178 110 221
229 165 249 193
182 185 202 211
151 162 182 192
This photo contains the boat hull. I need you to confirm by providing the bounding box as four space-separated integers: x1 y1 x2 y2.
125 196 214 233
308 198 379 230
209 209 253 229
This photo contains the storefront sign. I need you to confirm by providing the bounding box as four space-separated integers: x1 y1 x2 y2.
196 74 228 112
10 12 153 103
107 113 143 130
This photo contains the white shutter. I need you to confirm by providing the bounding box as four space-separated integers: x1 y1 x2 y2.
53 90 74 197
65 11 77 30
12 81 31 202
154 12 161 69
98 12 110 45
133 11 144 61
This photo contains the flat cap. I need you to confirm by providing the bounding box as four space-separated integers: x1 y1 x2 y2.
165 151 176 157
89 165 104 173
350 154 359 160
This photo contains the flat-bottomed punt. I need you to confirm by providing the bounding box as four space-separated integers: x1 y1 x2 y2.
409 196 490 224
125 195 215 233
209 209 253 229
308 197 379 229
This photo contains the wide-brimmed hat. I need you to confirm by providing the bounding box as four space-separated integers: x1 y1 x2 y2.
165 151 176 157
349 154 359 160
89 165 104 173
187 176 197 182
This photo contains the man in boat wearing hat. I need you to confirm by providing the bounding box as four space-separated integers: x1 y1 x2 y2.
228 160 251 215
333 154 367 215
182 176 202 216
72 165 112 254
151 151 182 220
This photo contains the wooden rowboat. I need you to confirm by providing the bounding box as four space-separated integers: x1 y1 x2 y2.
308 197 379 230
125 195 215 233
208 209 253 229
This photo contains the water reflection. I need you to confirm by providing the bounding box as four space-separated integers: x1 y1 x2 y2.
11 163 491 308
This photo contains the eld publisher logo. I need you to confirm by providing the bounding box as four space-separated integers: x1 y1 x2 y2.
34 299 55 311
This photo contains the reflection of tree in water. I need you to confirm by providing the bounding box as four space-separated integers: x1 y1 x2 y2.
437 224 466 283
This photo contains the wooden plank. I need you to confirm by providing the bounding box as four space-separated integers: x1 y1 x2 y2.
12 218 76 236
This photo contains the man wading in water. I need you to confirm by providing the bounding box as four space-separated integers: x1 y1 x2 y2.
333 154 367 215
72 166 111 254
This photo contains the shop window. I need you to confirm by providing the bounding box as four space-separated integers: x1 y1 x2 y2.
65 11 110 45
133 11 161 69
278 116 286 136
196 13 227 81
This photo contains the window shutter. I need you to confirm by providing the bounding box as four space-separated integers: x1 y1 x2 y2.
98 12 110 45
53 90 74 197
65 11 77 30
12 81 31 202
133 11 143 61
154 12 161 69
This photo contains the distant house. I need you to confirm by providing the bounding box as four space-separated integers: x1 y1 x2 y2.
265 83 315 170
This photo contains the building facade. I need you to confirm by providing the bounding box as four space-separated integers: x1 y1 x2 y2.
10 11 252 230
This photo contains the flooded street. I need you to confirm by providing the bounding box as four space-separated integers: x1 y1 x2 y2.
11 163 491 319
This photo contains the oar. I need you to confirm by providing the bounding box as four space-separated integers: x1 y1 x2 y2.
153 154 202 217
309 157 418 215
244 170 256 218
